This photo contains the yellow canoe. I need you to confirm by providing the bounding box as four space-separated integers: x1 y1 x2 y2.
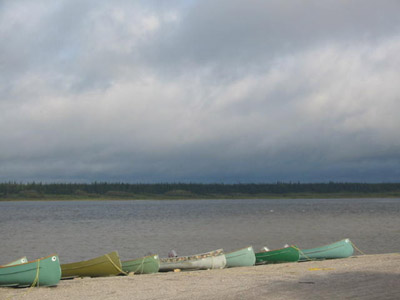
61 251 123 278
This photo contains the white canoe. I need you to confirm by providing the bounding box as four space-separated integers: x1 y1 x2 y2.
159 249 226 271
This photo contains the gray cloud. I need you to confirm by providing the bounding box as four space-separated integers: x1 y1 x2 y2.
1 0 400 183
144 0 400 70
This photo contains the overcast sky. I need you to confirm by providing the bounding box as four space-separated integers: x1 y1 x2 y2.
1 0 400 183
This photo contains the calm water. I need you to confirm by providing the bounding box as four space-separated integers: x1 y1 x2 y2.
0 198 399 264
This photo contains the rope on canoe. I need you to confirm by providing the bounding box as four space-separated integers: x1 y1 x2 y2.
6 259 41 300
105 254 127 275
292 246 314 261
32 259 40 287
350 241 367 255
130 257 146 274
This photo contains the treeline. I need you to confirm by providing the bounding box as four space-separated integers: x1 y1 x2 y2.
1 182 400 199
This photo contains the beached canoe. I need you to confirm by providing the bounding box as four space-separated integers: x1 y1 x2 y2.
299 238 354 261
255 246 300 264
2 256 28 267
225 246 256 268
61 251 123 278
122 254 160 274
0 254 61 287
159 249 226 272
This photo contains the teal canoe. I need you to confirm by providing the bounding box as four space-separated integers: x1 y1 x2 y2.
255 246 300 264
225 246 256 268
299 238 354 261
2 257 28 267
122 254 160 274
0 254 61 287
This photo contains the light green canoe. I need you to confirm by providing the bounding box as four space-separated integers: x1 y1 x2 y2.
225 246 256 268
61 251 123 278
2 257 28 267
0 254 61 287
299 238 354 261
122 254 160 274
255 246 300 264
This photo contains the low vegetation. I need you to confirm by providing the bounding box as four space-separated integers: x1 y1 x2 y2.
1 182 400 200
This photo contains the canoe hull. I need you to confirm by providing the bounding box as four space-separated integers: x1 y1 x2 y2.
255 246 299 264
225 246 256 268
299 238 354 261
122 255 160 274
61 251 122 278
159 249 226 271
0 255 61 287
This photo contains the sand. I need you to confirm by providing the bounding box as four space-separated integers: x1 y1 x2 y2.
1 253 399 300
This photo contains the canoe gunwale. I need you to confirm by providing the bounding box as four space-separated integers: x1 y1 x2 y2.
1 257 28 267
61 251 120 269
0 254 58 269
301 244 349 255
300 238 351 252
61 260 116 271
224 246 253 255
257 245 296 253
121 254 159 264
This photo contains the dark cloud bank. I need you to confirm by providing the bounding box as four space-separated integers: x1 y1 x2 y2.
1 0 400 183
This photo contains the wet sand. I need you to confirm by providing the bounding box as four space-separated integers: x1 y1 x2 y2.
1 253 399 300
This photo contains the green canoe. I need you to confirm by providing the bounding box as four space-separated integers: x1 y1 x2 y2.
2 257 28 267
122 254 160 274
0 254 61 287
255 246 300 264
299 238 354 261
61 251 123 278
225 246 256 268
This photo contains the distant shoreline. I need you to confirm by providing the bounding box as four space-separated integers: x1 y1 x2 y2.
1 192 400 201
1 182 400 201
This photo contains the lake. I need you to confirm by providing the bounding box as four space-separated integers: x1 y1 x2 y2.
0 198 399 264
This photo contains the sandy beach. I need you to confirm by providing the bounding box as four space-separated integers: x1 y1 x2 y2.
1 253 399 300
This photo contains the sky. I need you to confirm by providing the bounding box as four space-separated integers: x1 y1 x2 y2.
1 0 400 183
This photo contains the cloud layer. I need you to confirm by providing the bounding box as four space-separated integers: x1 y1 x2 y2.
1 0 400 182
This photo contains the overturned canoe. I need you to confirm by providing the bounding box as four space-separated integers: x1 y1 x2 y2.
61 251 123 278
0 254 61 287
225 246 256 268
299 238 354 261
159 249 226 272
2 256 28 267
255 246 300 264
122 254 160 274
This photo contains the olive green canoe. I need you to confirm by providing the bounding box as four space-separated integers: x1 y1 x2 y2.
159 249 226 272
225 246 256 268
121 254 160 274
255 246 300 264
61 251 123 278
299 238 354 261
2 256 28 266
0 254 61 287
